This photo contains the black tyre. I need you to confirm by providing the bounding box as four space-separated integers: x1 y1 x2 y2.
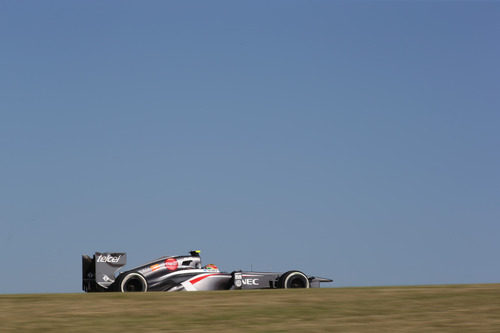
120 273 148 292
278 271 310 289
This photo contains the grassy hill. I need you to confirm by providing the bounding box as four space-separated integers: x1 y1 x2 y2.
1 284 500 332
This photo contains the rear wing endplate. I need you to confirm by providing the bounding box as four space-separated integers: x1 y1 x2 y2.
82 252 127 292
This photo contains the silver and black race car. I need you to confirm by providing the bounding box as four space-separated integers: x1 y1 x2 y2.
82 251 332 292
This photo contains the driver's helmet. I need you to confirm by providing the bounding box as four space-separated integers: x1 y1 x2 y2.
204 264 218 271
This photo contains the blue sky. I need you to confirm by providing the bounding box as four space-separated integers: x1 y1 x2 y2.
1 1 499 293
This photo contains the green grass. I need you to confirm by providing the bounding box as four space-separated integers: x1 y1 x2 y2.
1 284 500 332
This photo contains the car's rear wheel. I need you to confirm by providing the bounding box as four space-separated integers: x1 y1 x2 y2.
120 273 148 292
278 271 310 289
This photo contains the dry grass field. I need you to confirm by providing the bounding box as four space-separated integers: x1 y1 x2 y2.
1 284 500 332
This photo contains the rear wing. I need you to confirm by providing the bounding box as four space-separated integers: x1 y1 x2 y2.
82 252 127 292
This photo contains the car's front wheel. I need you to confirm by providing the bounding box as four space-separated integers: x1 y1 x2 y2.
120 273 148 292
278 271 310 289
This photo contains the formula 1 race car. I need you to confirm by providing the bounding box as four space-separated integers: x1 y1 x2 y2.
82 251 332 292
